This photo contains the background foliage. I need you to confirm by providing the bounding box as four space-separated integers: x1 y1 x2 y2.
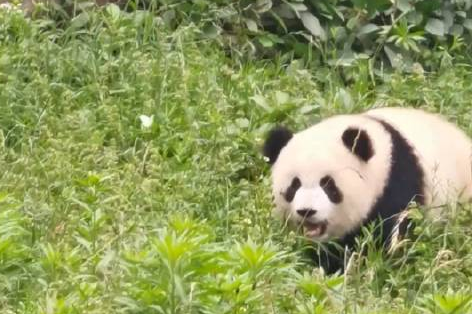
1 1 472 313
142 0 472 70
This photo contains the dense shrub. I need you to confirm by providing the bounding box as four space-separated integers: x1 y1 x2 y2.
2 5 472 313
147 0 472 70
24 0 472 70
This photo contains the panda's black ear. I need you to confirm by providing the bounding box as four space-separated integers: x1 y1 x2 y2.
263 126 293 165
342 127 374 162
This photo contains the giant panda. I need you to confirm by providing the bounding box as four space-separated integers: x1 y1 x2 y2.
263 107 472 274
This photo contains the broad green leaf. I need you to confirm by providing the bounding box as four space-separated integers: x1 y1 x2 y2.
267 33 284 44
235 118 250 129
335 50 356 66
106 3 120 20
300 12 326 39
70 12 89 29
331 26 348 42
258 35 274 47
442 9 454 30
464 19 472 31
456 11 467 18
352 0 367 10
415 0 441 15
275 91 289 105
251 94 270 110
299 104 319 115
347 16 359 30
425 18 445 36
353 0 391 14
255 0 272 13
161 10 176 27
215 5 238 18
406 11 423 25
244 18 258 32
326 275 344 289
357 23 379 36
288 2 308 12
449 24 464 36
337 88 353 109
299 280 326 299
202 23 219 38
272 3 296 19
396 0 413 12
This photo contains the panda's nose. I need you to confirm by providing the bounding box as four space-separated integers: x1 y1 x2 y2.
296 208 317 218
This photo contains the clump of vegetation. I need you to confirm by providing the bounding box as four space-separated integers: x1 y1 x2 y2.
21 0 472 71
1 3 472 313
120 0 472 70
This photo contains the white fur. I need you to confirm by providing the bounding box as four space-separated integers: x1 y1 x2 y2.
271 107 472 241
366 107 472 209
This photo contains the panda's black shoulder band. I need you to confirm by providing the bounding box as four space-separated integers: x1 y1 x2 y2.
356 117 425 247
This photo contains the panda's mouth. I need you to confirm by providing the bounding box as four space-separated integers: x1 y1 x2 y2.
303 220 327 238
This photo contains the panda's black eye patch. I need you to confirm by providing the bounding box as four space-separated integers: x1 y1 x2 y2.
320 175 343 204
284 177 301 202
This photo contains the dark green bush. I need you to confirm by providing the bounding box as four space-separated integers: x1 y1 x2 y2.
28 0 472 70
149 0 472 70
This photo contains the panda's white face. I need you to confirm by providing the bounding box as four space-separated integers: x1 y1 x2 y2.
264 115 392 241
291 183 334 237
272 159 371 240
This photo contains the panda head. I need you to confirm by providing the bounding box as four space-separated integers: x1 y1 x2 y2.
263 116 386 241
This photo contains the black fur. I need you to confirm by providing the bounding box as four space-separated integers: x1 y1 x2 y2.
320 175 343 204
297 208 316 218
284 177 301 202
315 118 425 274
263 126 293 165
342 127 374 162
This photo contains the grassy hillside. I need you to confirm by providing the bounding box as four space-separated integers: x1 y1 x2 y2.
1 6 472 314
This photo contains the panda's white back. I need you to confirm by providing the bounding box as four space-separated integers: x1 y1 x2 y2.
366 107 472 208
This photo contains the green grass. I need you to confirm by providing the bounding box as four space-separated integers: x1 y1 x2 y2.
1 6 472 314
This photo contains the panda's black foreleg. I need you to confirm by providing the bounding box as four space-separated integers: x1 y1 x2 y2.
306 242 350 275
306 215 415 275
